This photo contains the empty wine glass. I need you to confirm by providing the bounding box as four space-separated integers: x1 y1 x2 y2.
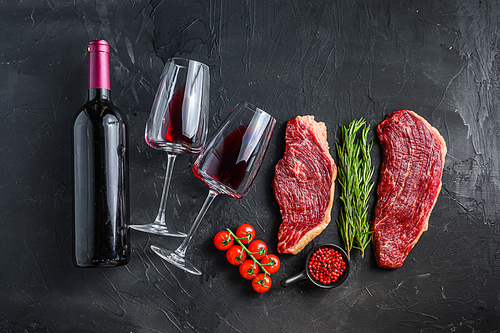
129 58 210 237
151 101 276 275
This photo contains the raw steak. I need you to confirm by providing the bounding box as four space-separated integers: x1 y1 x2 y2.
274 115 337 254
372 110 447 269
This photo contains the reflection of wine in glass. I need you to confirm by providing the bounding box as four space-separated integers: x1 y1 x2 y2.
129 58 209 237
151 101 276 275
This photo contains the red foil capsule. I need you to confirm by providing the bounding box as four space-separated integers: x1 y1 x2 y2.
87 40 111 90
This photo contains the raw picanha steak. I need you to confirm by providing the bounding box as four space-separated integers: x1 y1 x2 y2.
372 110 447 269
274 116 337 254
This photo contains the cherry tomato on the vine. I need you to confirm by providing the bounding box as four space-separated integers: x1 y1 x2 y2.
226 245 246 265
235 223 255 244
214 230 234 251
252 273 272 293
247 240 267 260
239 260 259 279
260 254 281 274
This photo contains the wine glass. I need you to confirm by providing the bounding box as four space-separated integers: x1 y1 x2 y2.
129 58 210 237
151 101 276 275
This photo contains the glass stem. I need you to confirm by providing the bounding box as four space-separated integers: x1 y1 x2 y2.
175 189 219 257
154 153 178 225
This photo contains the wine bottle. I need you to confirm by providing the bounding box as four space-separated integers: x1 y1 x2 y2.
72 40 130 267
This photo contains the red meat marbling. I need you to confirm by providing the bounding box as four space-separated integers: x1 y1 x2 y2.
274 116 336 255
373 110 447 269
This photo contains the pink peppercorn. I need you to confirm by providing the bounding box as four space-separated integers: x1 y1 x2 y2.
308 247 346 285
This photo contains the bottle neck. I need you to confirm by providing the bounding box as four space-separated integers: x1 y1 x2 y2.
88 88 110 101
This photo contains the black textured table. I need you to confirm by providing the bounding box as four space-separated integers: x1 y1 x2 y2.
1 1 498 332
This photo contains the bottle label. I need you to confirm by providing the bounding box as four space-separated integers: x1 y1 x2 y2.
88 40 111 90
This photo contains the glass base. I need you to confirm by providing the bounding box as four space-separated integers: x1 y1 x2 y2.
151 245 202 275
129 223 187 237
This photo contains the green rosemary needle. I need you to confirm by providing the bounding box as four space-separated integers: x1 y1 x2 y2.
336 118 374 259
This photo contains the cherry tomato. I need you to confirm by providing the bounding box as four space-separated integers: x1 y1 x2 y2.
239 260 259 279
235 223 255 244
252 273 272 293
247 240 267 260
214 230 234 251
260 254 281 274
226 245 246 265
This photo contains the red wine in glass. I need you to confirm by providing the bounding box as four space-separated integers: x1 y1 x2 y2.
193 124 249 197
163 85 189 144
151 102 275 275
145 84 198 148
129 58 209 237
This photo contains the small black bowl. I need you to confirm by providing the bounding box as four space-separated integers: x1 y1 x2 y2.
280 243 350 289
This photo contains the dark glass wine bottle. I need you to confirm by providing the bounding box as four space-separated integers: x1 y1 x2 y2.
72 40 130 267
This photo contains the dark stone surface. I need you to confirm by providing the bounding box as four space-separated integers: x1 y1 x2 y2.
1 0 499 332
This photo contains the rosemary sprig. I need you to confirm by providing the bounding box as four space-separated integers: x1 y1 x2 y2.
336 118 374 259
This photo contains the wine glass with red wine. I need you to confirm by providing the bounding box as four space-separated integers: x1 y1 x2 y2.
129 58 209 237
151 101 276 275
